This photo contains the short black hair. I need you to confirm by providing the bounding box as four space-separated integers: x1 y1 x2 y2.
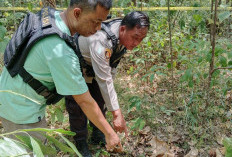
121 11 150 30
69 0 112 11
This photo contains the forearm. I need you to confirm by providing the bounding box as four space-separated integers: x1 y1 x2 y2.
95 77 119 111
72 91 114 137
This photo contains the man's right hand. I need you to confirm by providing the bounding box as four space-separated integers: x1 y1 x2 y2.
72 92 123 152
105 131 123 152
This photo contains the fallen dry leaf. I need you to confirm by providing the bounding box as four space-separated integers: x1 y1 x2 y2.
139 137 145 145
169 145 183 156
145 147 154 156
166 152 175 157
216 135 226 145
167 126 175 133
138 147 144 155
149 137 169 157
225 121 232 129
219 147 226 155
216 148 223 157
184 147 198 157
208 148 216 157
139 126 151 135
187 140 197 146
169 134 180 143
145 133 154 142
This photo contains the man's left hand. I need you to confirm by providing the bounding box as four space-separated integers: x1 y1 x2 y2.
112 109 128 138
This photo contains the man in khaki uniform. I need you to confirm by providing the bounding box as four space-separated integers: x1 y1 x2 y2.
65 11 150 157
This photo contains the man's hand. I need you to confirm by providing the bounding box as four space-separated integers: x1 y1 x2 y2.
72 92 123 152
105 131 123 152
112 109 128 137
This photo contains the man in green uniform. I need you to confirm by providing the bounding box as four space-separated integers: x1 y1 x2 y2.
0 0 122 154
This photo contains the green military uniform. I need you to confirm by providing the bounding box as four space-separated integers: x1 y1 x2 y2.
0 11 88 124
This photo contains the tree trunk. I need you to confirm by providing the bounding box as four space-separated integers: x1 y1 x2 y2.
42 0 56 8
12 0 17 30
208 0 218 89
168 0 175 105
226 0 231 37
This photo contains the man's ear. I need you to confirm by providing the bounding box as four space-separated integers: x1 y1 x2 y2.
73 8 82 19
119 25 126 33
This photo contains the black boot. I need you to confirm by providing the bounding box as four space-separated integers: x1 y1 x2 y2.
90 126 106 146
75 140 92 157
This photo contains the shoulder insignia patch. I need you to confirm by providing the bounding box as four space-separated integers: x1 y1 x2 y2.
105 48 112 60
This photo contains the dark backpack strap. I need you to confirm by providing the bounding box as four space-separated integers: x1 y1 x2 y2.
17 7 65 105
101 22 127 68
18 67 63 105
74 33 85 71
110 47 127 68
101 23 118 52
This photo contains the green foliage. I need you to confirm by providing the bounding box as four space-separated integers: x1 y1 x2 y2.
193 14 203 24
19 128 75 136
48 98 66 124
0 25 9 53
219 56 227 67
218 11 232 23
160 106 175 116
128 96 142 113
0 137 29 156
179 18 185 30
0 128 79 156
0 25 6 39
16 135 57 156
160 0 166 7
27 3 34 11
44 134 74 154
115 0 131 8
115 1 232 156
131 117 146 131
223 137 232 157
55 107 64 122
60 134 83 157
30 136 44 156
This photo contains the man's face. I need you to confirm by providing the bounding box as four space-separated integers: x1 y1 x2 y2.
76 5 109 37
119 26 148 50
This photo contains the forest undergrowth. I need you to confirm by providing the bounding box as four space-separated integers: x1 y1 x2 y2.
1 0 232 156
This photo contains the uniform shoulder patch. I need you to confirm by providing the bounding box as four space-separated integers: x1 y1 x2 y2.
105 48 112 60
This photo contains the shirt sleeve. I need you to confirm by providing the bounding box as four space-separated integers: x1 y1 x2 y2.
87 34 119 111
42 35 88 95
111 68 117 80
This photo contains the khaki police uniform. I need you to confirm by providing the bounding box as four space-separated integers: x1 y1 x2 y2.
65 21 125 141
